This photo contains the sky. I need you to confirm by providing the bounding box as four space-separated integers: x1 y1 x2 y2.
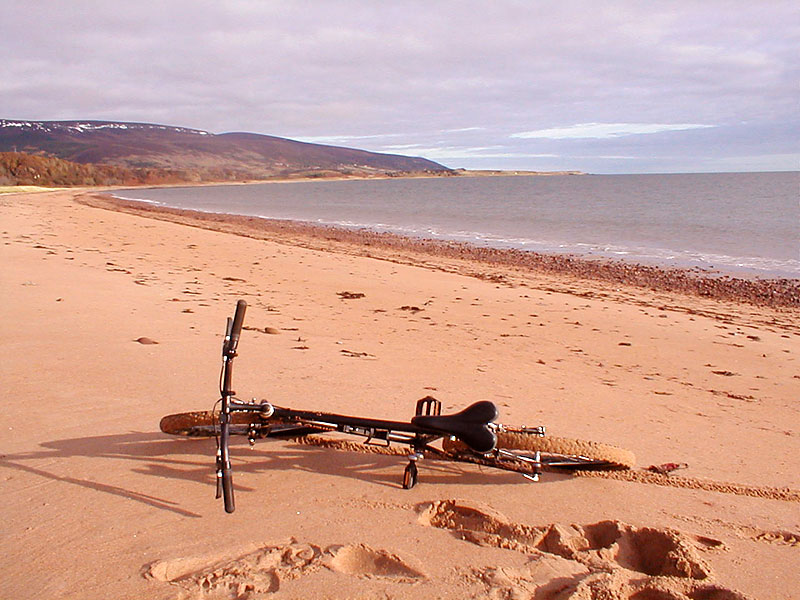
2 1 798 174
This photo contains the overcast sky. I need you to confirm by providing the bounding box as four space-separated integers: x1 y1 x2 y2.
2 1 798 173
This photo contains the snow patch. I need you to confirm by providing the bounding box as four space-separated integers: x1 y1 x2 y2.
0 119 210 135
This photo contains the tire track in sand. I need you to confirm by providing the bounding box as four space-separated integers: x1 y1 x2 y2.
296 435 800 502
574 469 800 502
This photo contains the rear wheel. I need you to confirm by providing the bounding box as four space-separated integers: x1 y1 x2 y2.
443 429 635 471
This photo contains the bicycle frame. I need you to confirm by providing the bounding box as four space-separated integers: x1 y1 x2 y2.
163 300 633 513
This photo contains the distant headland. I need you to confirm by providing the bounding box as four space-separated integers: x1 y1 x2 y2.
0 119 582 187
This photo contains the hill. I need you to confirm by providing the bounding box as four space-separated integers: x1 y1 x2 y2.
0 119 450 183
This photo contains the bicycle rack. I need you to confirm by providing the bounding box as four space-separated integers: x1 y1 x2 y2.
415 396 441 418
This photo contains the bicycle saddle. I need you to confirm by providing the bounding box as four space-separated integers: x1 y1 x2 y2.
411 400 498 453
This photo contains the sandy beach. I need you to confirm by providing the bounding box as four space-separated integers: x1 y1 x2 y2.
2 188 798 599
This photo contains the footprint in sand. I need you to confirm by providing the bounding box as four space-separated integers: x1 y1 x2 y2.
144 540 322 596
144 539 424 597
327 544 425 581
417 499 712 577
418 499 749 600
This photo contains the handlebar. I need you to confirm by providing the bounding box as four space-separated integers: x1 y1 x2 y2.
218 299 247 513
224 299 247 357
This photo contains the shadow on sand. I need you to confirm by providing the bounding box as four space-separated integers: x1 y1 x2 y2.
1 431 573 517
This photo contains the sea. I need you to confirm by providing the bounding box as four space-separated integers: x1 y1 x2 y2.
115 172 799 279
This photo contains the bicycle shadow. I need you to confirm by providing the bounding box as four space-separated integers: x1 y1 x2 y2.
2 431 573 516
140 435 575 493
1 431 208 518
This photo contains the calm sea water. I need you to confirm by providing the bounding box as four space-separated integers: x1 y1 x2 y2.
117 172 799 278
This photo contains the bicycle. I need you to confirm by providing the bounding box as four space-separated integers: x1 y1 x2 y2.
160 300 635 513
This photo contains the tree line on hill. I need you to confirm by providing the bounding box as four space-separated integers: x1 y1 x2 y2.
0 151 455 187
0 152 257 186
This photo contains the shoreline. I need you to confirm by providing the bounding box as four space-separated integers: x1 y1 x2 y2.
107 185 800 282
84 192 800 309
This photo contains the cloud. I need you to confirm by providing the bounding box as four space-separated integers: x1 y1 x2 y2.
394 146 559 160
296 133 409 145
511 123 716 140
0 1 797 173
298 126 485 147
442 127 485 133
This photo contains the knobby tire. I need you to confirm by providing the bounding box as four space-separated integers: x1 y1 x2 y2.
160 411 253 437
159 411 324 438
443 430 635 470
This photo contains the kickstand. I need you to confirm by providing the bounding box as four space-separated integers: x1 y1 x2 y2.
402 452 422 489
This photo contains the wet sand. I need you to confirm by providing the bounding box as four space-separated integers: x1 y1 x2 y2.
1 188 798 599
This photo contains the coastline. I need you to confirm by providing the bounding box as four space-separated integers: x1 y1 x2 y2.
85 192 800 309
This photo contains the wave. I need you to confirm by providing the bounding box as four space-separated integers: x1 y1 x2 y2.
299 217 800 278
109 192 164 205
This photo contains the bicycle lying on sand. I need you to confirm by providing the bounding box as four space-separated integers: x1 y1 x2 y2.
160 300 635 513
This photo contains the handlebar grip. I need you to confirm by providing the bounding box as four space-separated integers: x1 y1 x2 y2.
221 468 235 513
219 410 236 513
228 300 247 354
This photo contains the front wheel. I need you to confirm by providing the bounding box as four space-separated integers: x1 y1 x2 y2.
159 411 326 438
160 411 236 437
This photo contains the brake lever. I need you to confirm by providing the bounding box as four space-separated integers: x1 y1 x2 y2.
215 447 223 499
